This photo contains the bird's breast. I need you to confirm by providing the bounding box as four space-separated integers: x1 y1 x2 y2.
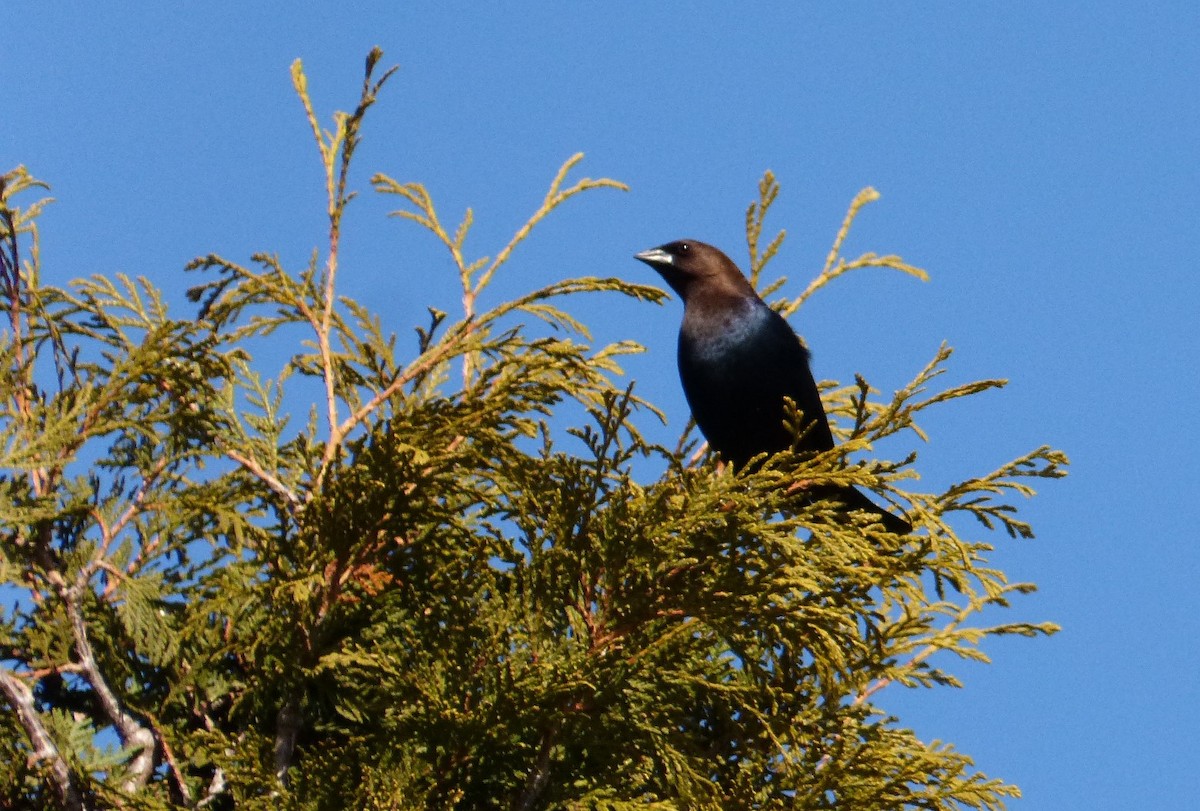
681 300 772 364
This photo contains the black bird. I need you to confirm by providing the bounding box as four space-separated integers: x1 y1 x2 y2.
635 239 910 534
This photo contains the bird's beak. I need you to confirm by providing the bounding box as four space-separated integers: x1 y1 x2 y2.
634 247 674 268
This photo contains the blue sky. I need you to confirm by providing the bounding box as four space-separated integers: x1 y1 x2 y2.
5 4 1199 808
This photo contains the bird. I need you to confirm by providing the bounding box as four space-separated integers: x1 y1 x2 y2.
635 239 911 534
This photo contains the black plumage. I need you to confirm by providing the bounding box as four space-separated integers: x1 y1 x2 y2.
635 239 910 534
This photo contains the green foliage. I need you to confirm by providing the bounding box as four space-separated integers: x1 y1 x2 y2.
0 50 1066 810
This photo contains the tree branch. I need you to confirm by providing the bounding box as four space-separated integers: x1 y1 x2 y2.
196 766 228 808
514 727 556 811
0 669 87 810
274 698 301 788
64 589 156 794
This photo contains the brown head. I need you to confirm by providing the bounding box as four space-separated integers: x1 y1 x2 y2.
634 240 756 304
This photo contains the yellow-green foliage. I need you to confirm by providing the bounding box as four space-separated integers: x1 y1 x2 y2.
0 50 1065 810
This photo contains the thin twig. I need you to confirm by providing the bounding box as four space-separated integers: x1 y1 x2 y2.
145 710 192 805
97 454 170 560
223 446 302 508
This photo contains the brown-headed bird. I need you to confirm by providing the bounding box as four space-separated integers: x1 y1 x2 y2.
635 239 910 534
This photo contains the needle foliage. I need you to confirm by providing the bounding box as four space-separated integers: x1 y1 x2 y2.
0 50 1066 810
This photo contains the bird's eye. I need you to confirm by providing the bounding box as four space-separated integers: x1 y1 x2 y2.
678 242 691 254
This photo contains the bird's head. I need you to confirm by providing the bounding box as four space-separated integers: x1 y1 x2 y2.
634 240 751 302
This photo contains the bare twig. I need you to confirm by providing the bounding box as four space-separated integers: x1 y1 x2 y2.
94 454 170 564
0 669 86 810
64 589 156 794
146 711 192 805
223 446 302 509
